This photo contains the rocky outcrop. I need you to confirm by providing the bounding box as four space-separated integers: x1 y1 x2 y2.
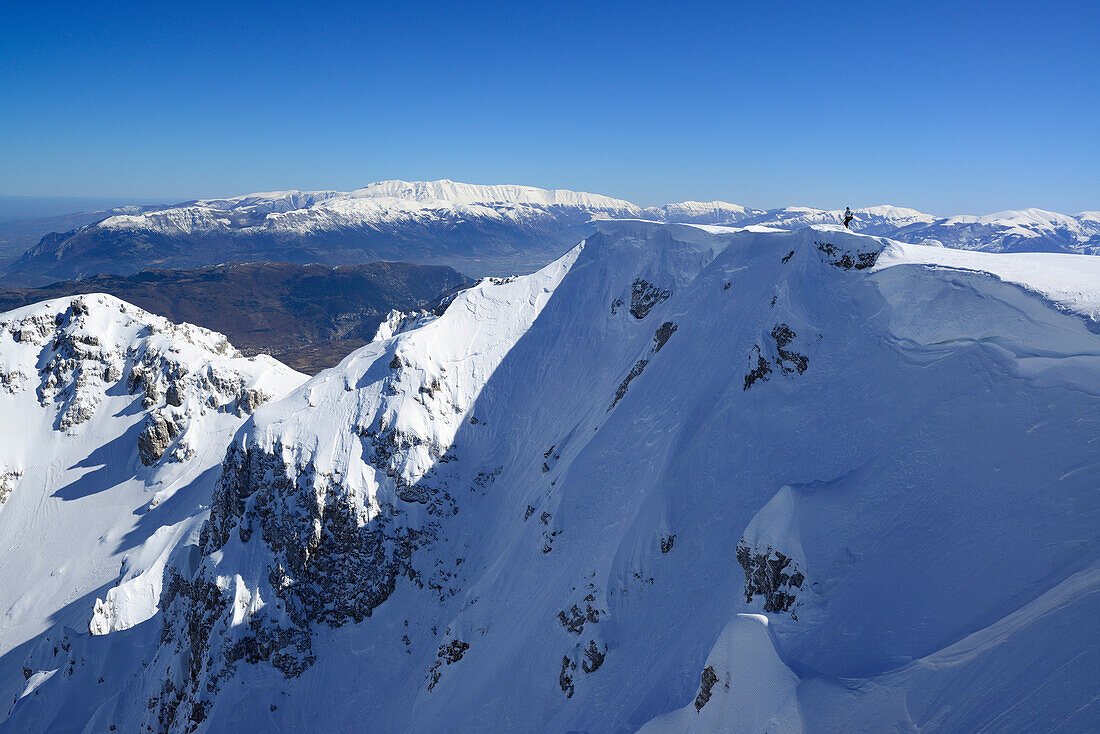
743 346 772 391
816 240 880 270
609 359 648 410
629 279 672 319
559 655 577 698
743 324 808 391
138 412 180 466
771 324 808 376
581 640 606 673
0 468 22 505
694 665 718 711
736 542 805 618
652 322 677 352
426 638 470 691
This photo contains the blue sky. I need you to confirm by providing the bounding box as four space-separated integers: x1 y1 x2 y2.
1 0 1096 214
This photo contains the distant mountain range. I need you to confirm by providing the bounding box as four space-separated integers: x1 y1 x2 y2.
4 180 1097 286
0 261 469 373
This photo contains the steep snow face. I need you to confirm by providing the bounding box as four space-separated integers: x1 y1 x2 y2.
0 295 306 686
5 224 1100 734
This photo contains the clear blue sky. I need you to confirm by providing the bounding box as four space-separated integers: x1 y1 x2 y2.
2 0 1097 214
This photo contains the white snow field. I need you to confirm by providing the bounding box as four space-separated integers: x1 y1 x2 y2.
1 222 1098 733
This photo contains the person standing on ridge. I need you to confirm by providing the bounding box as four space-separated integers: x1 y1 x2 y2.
843 207 854 229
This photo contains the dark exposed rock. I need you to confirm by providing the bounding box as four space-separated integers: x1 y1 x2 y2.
745 325 808 390
581 640 606 674
629 279 671 319
471 466 500 492
660 534 676 553
652 322 677 353
70 298 90 316
743 346 772 391
771 324 809 375
438 638 469 664
736 542 805 618
524 505 535 521
164 382 183 407
816 240 880 270
694 666 718 711
558 602 600 635
782 250 795 263
610 298 623 315
203 441 436 628
609 359 648 410
559 656 576 698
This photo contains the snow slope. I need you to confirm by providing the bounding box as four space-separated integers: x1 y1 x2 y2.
2 223 1099 732
0 295 305 720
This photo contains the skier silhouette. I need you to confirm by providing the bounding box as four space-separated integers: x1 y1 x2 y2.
843 207 854 229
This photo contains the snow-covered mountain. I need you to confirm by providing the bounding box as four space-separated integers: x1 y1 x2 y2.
2 221 1097 732
890 207 1100 254
0 295 305 720
651 202 1100 252
6 180 1096 287
7 181 644 284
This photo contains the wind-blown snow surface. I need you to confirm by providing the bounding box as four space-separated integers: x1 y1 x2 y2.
0 296 305 723
3 223 1099 732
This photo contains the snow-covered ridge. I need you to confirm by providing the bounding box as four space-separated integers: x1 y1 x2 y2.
0 294 305 660
351 179 641 210
94 179 643 236
3 224 1099 733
